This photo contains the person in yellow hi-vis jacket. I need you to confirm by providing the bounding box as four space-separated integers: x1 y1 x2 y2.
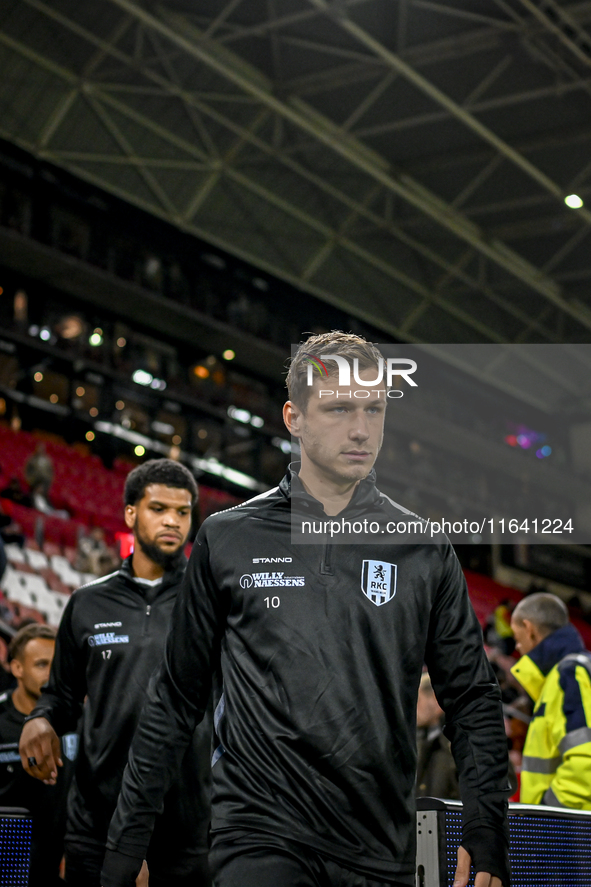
510 592 591 809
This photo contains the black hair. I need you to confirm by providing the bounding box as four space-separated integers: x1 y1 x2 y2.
124 458 198 507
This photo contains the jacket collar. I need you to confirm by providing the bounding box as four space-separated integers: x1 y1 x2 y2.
510 623 585 702
279 461 381 514
119 553 187 593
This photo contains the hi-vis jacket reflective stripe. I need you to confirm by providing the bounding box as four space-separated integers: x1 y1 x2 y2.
511 623 591 809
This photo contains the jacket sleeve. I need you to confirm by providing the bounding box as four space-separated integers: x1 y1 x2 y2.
543 659 591 808
424 544 510 884
102 527 227 885
25 592 86 735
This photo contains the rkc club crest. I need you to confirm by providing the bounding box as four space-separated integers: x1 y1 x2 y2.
361 560 397 606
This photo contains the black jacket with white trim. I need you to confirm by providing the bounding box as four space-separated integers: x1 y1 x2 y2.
28 556 211 847
103 465 509 884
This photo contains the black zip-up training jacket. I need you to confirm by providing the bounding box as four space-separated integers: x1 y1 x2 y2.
102 466 510 886
27 556 211 849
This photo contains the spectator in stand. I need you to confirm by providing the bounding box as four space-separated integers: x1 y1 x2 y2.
415 673 460 800
25 444 54 499
0 505 26 549
510 592 591 808
19 458 211 887
0 537 6 584
0 476 33 508
75 528 120 577
493 599 515 656
30 484 70 520
0 624 76 886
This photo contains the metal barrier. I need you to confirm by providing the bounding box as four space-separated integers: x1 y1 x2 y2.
416 798 591 887
0 808 32 886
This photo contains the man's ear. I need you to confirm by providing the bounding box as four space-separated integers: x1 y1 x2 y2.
124 504 136 530
10 659 22 680
522 618 542 646
283 401 302 438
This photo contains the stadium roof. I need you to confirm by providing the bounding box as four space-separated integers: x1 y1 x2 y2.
1 0 591 353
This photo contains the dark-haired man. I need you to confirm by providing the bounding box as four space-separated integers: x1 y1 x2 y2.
0 623 76 886
102 333 510 887
20 459 211 886
510 592 591 809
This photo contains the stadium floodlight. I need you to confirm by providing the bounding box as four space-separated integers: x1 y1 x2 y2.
132 369 153 386
227 405 251 424
564 194 584 209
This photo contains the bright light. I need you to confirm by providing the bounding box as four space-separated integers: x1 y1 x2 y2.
89 331 103 347
76 386 85 397
133 369 153 386
565 194 584 209
228 405 251 424
116 400 125 410
134 445 145 456
117 337 127 347
34 372 43 382
197 429 208 439
89 407 98 417
272 437 293 455
172 434 182 445
86 431 95 442
28 325 39 336
152 420 175 435
59 315 84 339
49 394 58 403
223 349 235 361
39 328 51 341
250 415 264 428
193 365 209 379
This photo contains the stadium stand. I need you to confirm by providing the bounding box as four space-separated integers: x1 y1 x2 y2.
0 421 242 635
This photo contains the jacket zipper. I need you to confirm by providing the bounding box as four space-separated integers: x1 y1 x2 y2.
142 603 151 635
320 540 333 575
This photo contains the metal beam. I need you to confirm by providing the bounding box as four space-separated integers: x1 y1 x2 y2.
514 0 591 67
91 0 591 330
5 0 591 343
307 0 591 225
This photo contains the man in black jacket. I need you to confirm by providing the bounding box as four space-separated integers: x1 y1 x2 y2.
0 623 76 886
100 332 510 887
102 332 510 887
19 458 211 887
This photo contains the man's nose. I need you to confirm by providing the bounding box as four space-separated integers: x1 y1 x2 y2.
349 414 370 440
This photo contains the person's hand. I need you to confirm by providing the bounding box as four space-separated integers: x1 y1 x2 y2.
19 717 62 785
454 845 504 887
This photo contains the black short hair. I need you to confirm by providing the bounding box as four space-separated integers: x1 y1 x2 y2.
8 623 56 662
124 459 198 507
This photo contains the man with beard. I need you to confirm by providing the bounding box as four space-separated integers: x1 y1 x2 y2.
19 459 211 887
